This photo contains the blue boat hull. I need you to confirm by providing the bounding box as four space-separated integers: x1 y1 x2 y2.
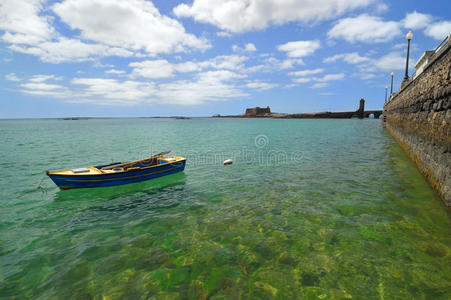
47 160 186 189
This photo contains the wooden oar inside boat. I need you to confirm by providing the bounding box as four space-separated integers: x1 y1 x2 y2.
100 151 171 171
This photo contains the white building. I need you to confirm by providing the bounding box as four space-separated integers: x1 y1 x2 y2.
414 50 434 79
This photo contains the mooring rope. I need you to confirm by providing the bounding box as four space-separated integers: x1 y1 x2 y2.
37 174 48 195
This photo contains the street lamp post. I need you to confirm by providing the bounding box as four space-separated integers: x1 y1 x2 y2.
390 72 394 94
403 30 413 82
385 85 388 103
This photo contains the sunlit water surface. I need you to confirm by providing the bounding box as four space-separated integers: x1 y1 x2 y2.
0 118 450 299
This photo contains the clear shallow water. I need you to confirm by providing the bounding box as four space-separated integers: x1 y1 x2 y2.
0 118 450 299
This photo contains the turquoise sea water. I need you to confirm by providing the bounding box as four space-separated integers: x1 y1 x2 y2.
0 118 450 299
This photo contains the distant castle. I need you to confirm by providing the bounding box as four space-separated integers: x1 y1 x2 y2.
213 99 381 119
245 106 271 116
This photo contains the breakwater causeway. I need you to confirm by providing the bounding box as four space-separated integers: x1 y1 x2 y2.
383 37 450 207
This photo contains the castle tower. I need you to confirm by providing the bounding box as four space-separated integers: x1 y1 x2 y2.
357 98 365 119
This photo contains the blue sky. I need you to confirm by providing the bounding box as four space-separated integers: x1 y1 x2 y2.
1 0 450 118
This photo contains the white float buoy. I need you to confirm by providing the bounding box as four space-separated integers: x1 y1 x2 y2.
223 159 233 165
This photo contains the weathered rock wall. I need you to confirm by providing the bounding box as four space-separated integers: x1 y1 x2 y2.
383 43 451 207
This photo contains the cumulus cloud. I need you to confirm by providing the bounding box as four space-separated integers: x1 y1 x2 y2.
324 52 370 64
203 55 248 70
174 0 375 33
52 0 210 55
0 0 55 45
217 31 232 37
13 65 252 106
313 73 345 82
19 82 71 98
402 11 451 41
424 21 451 40
402 11 433 30
9 38 134 63
245 43 257 52
263 57 305 70
30 74 63 82
292 78 312 83
277 40 320 57
129 60 175 79
372 52 411 71
71 78 156 105
291 72 344 85
245 81 278 91
157 70 248 105
0 0 210 62
232 43 257 52
289 68 324 77
106 69 126 75
5 73 21 81
174 61 202 73
310 83 328 89
328 14 401 43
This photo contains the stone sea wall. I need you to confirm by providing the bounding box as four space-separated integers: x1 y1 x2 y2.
383 42 450 207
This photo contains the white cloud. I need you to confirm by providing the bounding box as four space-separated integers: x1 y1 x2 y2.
402 11 433 30
291 72 344 84
21 82 65 91
245 81 277 91
358 73 376 80
19 82 71 98
174 0 375 33
157 70 248 105
244 64 265 73
324 52 370 64
217 31 232 37
313 73 345 82
14 67 250 106
5 73 21 81
9 37 134 63
277 40 320 57
30 74 63 82
174 61 202 73
127 55 250 81
245 43 257 52
129 60 175 79
328 14 401 43
0 0 55 45
199 70 247 81
374 3 388 13
292 78 312 83
424 21 451 40
203 55 248 70
280 59 304 69
289 68 324 77
233 43 256 52
310 82 328 89
52 0 210 56
106 69 126 75
1 0 211 63
372 52 408 71
72 78 156 105
261 57 304 71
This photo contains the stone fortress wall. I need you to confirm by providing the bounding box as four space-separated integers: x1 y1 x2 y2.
383 38 450 207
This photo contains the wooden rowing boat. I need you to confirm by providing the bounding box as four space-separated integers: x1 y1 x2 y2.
46 151 186 190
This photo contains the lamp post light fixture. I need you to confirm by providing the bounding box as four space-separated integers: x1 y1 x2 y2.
385 85 388 103
390 72 394 94
403 30 413 82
